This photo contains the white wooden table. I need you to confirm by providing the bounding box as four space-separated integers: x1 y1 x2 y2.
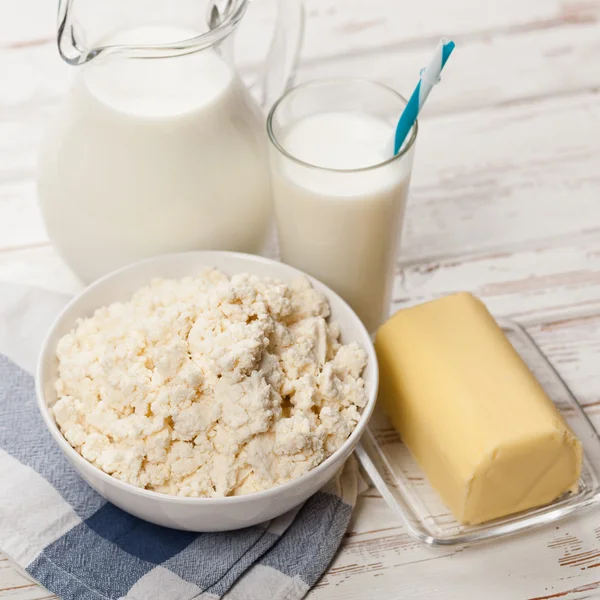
2 0 600 598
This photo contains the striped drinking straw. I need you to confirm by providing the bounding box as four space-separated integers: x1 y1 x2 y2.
393 39 456 155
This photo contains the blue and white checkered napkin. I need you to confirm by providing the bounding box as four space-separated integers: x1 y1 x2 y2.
0 284 358 600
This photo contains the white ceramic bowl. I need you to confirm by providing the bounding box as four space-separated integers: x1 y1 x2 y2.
36 251 378 531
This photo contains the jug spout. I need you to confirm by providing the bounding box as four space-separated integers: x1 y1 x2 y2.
56 0 304 95
57 0 87 65
57 0 250 65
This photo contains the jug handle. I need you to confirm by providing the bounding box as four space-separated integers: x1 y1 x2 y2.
254 0 305 110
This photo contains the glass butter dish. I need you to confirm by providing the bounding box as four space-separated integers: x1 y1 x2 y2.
356 318 600 546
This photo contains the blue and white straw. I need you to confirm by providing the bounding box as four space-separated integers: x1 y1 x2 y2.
393 38 455 154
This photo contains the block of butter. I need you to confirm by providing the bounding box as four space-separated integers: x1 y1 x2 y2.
375 292 583 525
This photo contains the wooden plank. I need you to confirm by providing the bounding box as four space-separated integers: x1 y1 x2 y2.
2 217 600 324
291 0 600 62
0 0 55 46
2 13 600 259
3 0 600 114
401 90 600 263
5 0 600 65
6 16 600 115
530 315 600 409
0 587 55 600
0 246 81 294
23 87 600 261
297 21 600 116
0 103 55 185
0 182 46 250
392 230 600 319
0 558 54 600
3 86 600 261
311 511 600 599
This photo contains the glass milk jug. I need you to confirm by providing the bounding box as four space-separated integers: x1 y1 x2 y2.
37 0 304 282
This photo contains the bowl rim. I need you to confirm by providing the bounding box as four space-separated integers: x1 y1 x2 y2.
35 250 379 505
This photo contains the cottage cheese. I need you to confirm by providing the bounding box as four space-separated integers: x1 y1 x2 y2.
52 270 368 497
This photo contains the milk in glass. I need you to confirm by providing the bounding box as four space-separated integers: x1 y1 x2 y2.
271 111 414 332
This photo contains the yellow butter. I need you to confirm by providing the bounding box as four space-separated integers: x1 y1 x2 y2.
375 292 583 525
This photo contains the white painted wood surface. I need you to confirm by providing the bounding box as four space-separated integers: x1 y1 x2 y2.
2 0 600 598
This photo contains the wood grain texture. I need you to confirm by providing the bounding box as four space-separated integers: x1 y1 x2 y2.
5 0 599 63
1 0 600 598
0 559 52 599
4 90 600 260
4 27 600 261
393 232 600 317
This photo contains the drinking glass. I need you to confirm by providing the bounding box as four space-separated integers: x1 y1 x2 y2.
267 79 417 332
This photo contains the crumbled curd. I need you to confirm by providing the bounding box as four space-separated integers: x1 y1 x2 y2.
52 271 367 497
